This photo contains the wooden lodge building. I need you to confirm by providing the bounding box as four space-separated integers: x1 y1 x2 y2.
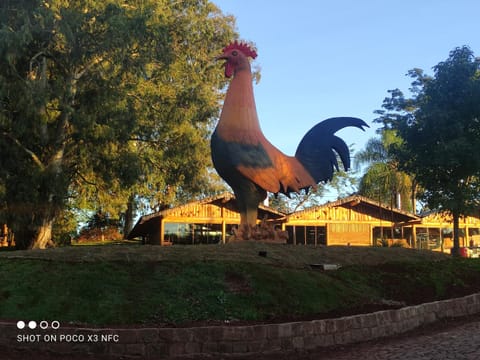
128 192 480 253
284 196 418 247
127 192 285 246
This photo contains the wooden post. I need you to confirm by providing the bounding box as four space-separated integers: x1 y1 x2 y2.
440 226 444 253
369 224 373 247
325 224 328 246
412 224 417 249
160 218 165 246
221 204 226 244
221 221 226 244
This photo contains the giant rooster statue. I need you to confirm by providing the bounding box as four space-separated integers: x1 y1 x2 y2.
211 41 368 241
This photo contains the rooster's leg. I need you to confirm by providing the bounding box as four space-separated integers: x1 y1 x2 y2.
233 181 266 239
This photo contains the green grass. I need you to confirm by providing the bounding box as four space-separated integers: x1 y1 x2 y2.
340 259 480 304
0 259 372 325
0 242 450 267
0 244 479 326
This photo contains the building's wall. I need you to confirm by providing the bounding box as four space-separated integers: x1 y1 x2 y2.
286 204 403 246
144 218 162 245
327 223 371 246
165 203 240 222
140 202 242 245
288 203 408 224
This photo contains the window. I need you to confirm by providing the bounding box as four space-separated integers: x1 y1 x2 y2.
164 223 223 245
468 228 480 247
164 223 191 244
373 226 406 246
193 224 222 244
415 227 428 250
285 225 326 245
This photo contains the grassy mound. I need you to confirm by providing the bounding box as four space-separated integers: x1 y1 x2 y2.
0 242 449 266
0 243 478 327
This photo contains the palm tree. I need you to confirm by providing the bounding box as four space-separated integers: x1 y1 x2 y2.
355 131 415 213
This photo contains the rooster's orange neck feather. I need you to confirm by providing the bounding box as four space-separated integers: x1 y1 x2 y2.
216 68 263 143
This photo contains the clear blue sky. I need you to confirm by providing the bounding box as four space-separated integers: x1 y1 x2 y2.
213 0 480 161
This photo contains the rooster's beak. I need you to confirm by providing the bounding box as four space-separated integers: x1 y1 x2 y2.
215 55 228 71
215 54 228 62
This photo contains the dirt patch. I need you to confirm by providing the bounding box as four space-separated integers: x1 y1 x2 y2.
225 271 253 295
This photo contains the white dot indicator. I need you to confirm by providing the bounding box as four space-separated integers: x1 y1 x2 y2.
51 321 60 329
28 320 37 329
16 321 25 329
39 321 48 329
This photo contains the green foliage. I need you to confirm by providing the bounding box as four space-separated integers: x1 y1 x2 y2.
356 133 413 212
326 168 358 199
268 187 327 213
84 211 119 230
51 208 78 246
375 46 480 251
0 0 237 247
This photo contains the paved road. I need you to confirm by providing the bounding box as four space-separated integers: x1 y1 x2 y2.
301 315 480 360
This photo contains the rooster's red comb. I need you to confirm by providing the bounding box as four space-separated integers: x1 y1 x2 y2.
222 40 257 59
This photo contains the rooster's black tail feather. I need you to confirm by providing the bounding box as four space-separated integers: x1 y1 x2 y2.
295 117 368 183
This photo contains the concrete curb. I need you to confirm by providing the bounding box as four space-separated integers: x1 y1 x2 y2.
2 293 480 359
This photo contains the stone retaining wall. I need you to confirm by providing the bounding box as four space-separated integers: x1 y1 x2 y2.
2 293 480 359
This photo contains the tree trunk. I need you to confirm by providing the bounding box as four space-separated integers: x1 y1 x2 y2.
123 195 136 239
30 219 55 249
451 210 461 257
13 214 56 250
411 180 417 215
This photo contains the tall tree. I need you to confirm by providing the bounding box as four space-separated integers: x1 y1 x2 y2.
376 46 480 255
0 0 236 248
73 0 236 236
355 132 414 212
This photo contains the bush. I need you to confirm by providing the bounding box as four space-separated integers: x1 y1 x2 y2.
75 226 123 243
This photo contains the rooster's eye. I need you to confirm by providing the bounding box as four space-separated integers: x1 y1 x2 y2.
232 50 238 56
